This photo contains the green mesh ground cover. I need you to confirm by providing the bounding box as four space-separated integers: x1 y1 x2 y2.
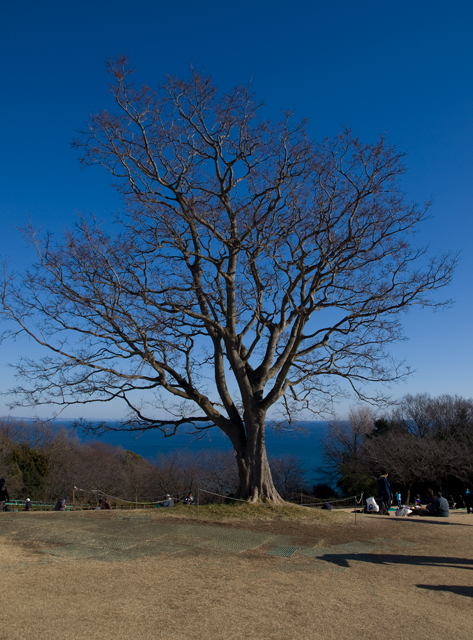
88 536 147 551
75 523 129 535
269 535 322 547
135 540 200 555
12 527 76 543
0 522 17 536
55 528 170 550
35 531 88 546
115 514 153 522
267 535 298 547
100 541 186 562
156 534 212 547
17 515 69 523
81 521 135 531
40 544 110 560
4 517 58 530
171 524 228 539
59 535 110 549
82 523 178 550
265 546 301 557
198 539 259 553
5 526 48 540
197 529 274 552
1 513 417 568
216 529 274 545
131 522 177 537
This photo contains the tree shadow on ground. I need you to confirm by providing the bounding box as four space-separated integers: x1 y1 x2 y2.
317 553 473 571
416 584 473 598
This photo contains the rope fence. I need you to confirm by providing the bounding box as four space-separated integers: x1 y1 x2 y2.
287 495 359 508
195 487 364 519
4 486 366 516
73 486 172 507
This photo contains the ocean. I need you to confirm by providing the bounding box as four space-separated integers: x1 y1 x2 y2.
76 420 328 473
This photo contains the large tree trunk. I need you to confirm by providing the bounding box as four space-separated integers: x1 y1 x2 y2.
233 416 284 503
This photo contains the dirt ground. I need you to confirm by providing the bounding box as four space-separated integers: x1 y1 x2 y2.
0 508 472 640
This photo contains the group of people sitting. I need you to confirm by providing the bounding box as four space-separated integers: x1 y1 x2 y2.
409 488 473 517
373 472 473 518
410 490 450 517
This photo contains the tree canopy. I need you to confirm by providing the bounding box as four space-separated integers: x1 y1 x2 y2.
1 59 456 501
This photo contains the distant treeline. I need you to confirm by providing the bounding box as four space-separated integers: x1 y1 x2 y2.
321 394 473 502
0 419 331 504
9 394 464 506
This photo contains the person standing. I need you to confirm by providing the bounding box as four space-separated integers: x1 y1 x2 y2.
377 473 392 515
395 491 402 508
465 488 471 514
0 479 10 512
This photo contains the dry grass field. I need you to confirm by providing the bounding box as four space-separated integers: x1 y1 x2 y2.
0 505 472 639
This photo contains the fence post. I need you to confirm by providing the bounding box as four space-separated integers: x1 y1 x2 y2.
72 487 75 511
197 487 200 520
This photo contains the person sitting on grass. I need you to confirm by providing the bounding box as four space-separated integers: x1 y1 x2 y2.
182 492 194 505
427 492 449 517
425 488 435 508
409 492 449 518
97 499 111 510
157 494 174 508
54 498 66 511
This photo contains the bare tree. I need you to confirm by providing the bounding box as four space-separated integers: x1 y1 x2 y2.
321 408 376 471
0 59 456 501
150 450 238 500
319 407 377 493
269 455 307 498
393 393 473 439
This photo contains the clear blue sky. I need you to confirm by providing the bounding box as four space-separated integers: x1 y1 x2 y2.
0 0 472 420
